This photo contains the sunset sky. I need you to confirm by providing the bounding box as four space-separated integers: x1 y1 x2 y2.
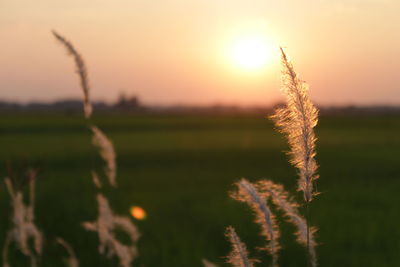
1 0 399 106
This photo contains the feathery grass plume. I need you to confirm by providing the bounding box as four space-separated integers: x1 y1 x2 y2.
91 126 117 187
2 169 43 267
52 31 117 187
202 259 218 267
52 30 92 118
231 179 279 267
257 180 317 267
56 238 79 267
225 226 255 267
271 47 319 203
82 193 140 267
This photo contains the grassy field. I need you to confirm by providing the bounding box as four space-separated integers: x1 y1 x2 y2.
0 112 399 267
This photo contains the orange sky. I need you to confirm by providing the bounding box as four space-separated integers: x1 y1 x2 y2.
0 0 399 106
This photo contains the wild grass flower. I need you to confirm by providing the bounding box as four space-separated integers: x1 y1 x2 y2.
91 126 117 187
2 169 43 267
56 238 79 267
225 226 255 267
271 47 319 203
257 180 317 267
53 31 118 188
53 31 139 266
270 47 320 266
82 193 140 267
52 30 92 119
231 179 279 267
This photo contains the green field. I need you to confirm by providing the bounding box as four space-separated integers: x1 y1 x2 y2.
0 113 399 267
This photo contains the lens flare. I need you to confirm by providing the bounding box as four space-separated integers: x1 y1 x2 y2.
130 206 146 220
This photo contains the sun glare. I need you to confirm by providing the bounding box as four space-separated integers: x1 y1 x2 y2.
229 35 276 71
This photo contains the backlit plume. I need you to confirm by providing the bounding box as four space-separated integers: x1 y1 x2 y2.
52 30 92 119
271 47 319 203
225 226 255 267
231 179 279 267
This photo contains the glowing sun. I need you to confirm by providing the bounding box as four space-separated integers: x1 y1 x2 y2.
230 35 275 71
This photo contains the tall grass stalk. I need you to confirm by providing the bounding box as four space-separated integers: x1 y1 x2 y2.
271 47 319 203
52 30 117 188
53 31 139 266
271 47 319 266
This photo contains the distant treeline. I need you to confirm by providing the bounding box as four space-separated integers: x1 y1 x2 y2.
0 94 144 113
0 98 400 116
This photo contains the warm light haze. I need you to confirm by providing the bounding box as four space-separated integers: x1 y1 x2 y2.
1 2 399 267
1 0 399 106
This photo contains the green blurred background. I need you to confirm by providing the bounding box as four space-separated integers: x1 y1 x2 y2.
0 113 399 266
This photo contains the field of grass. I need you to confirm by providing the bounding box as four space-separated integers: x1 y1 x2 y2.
0 112 399 266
